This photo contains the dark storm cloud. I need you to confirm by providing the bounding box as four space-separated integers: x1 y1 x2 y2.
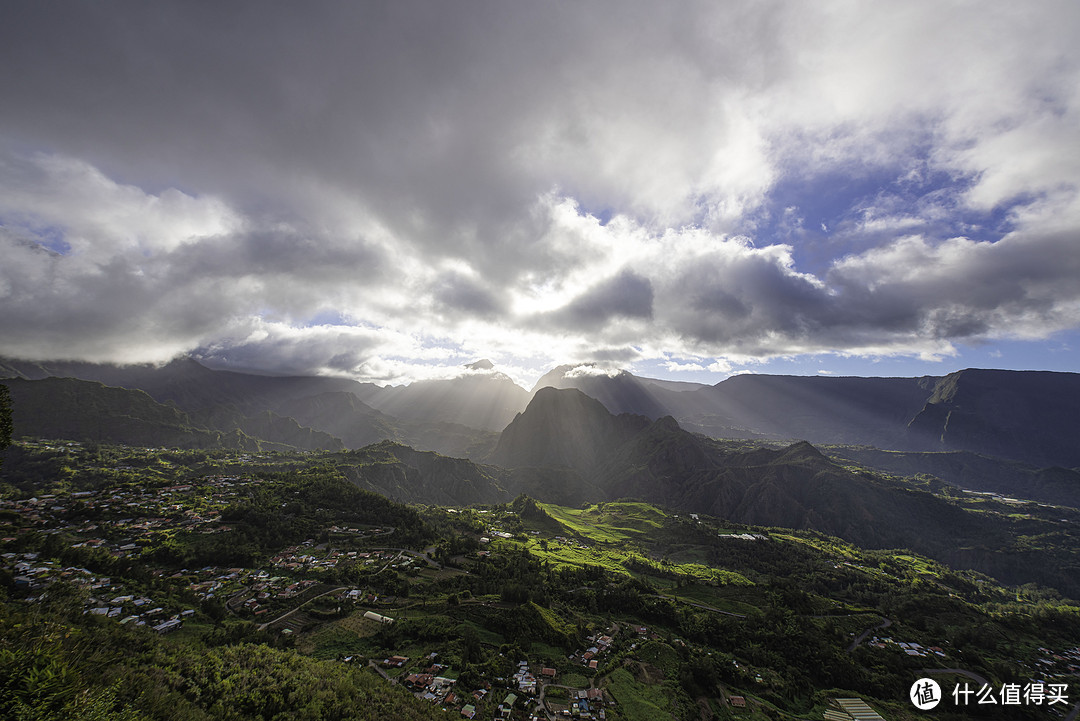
431 271 503 318
545 269 654 331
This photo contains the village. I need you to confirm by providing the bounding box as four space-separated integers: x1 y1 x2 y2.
369 625 632 720
3 460 1078 721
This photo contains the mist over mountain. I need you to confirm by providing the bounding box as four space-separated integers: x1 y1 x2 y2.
486 386 1080 595
3 356 1080 595
5 356 1080 469
533 364 1080 469
360 363 529 431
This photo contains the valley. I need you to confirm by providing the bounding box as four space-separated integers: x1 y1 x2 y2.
1 441 1079 720
2 361 1080 719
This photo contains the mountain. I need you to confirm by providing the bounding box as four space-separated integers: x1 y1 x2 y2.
688 373 938 445
273 390 499 459
490 387 650 472
1 377 345 452
363 364 529 431
6 356 1080 468
0 357 378 417
824 446 1080 509
487 386 1078 594
533 366 1080 468
530 365 674 418
530 364 941 443
907 368 1080 468
0 377 257 450
0 357 502 457
594 426 993 554
335 441 512 506
274 391 402 449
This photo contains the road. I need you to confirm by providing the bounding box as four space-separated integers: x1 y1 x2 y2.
367 660 396 684
648 593 747 618
847 617 892 653
257 585 346 631
367 546 442 570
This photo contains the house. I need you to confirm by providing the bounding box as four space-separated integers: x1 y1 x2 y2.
729 696 746 707
461 705 476 719
152 619 182 634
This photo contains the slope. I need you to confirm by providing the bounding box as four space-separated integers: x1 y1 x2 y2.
0 377 255 450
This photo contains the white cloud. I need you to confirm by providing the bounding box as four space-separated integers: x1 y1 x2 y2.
1 1 1078 382
663 361 706 373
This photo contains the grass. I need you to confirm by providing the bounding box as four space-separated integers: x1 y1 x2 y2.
336 612 386 638
893 554 941 577
561 672 589 689
663 584 764 615
528 640 567 663
605 667 672 721
537 501 668 544
304 624 365 659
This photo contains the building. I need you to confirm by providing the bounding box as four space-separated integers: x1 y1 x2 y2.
825 697 885 721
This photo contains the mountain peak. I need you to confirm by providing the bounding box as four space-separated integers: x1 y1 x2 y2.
490 386 650 471
465 359 495 371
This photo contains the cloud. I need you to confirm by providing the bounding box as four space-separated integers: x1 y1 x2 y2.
542 268 654 331
664 361 706 373
0 1 1078 382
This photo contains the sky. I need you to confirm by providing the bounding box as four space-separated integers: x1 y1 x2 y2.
1 1 1079 389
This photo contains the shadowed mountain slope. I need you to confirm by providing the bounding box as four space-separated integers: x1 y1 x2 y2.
490 387 651 471
488 387 1079 595
0 377 256 450
2 377 344 452
0 357 377 417
907 369 1080 468
363 367 529 431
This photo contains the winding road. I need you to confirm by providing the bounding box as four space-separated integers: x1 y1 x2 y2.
847 616 892 653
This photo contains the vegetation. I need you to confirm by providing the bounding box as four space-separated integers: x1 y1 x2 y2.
1 441 1078 720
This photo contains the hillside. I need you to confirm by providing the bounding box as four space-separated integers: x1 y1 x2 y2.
6 356 1080 467
274 391 498 459
2 377 344 452
533 366 1080 469
488 385 1080 595
335 441 512 506
825 446 1080 509
907 369 1080 467
363 366 530 431
490 387 651 472
0 377 258 450
0 356 376 416
3 449 1078 721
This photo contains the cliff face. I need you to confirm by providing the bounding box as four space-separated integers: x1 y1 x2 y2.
906 369 1080 467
